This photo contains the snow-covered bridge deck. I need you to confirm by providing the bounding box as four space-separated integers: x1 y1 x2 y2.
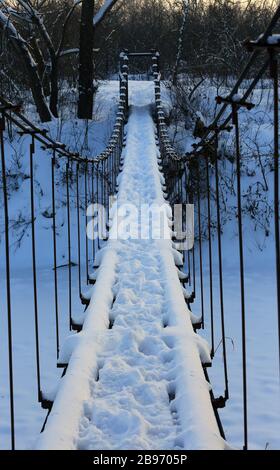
36 84 226 450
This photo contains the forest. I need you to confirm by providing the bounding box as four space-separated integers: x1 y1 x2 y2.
0 0 276 120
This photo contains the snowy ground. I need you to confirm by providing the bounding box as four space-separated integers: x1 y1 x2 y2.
0 80 279 450
0 266 81 449
196 239 280 450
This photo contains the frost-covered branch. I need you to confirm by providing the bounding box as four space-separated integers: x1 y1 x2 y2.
56 1 82 57
59 48 79 58
17 0 54 55
93 0 120 27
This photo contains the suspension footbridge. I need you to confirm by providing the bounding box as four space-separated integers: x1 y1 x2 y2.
0 6 280 451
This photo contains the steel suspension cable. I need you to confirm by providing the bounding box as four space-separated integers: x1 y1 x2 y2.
84 162 89 285
76 163 82 298
184 166 191 286
66 160 72 330
0 115 15 450
232 107 248 450
51 151 59 359
214 132 229 403
197 160 205 328
206 157 215 358
96 162 100 251
271 53 280 371
190 170 196 300
91 164 95 264
30 136 42 401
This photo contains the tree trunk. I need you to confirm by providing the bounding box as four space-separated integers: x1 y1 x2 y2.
29 36 51 97
49 55 59 117
12 43 51 122
77 0 95 119
29 12 59 117
26 60 52 122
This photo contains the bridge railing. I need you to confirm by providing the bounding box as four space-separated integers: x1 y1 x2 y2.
0 56 128 449
153 7 280 450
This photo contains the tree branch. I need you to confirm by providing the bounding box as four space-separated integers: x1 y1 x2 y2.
93 0 120 27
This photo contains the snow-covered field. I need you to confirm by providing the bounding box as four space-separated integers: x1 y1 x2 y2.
198 238 280 450
0 80 279 450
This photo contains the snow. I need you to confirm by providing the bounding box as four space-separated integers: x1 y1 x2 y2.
267 34 280 45
232 93 243 103
58 48 79 58
0 265 81 449
254 33 280 46
0 9 30 50
93 0 118 27
36 82 226 450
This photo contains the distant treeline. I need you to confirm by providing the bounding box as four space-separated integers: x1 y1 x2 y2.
0 0 277 114
96 0 276 77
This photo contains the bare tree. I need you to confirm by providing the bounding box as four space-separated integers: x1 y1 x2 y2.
5 0 80 117
0 0 81 119
0 7 51 121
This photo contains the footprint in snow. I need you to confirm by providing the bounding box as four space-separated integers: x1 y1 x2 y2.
92 408 143 438
133 382 168 406
97 358 143 390
138 336 168 357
